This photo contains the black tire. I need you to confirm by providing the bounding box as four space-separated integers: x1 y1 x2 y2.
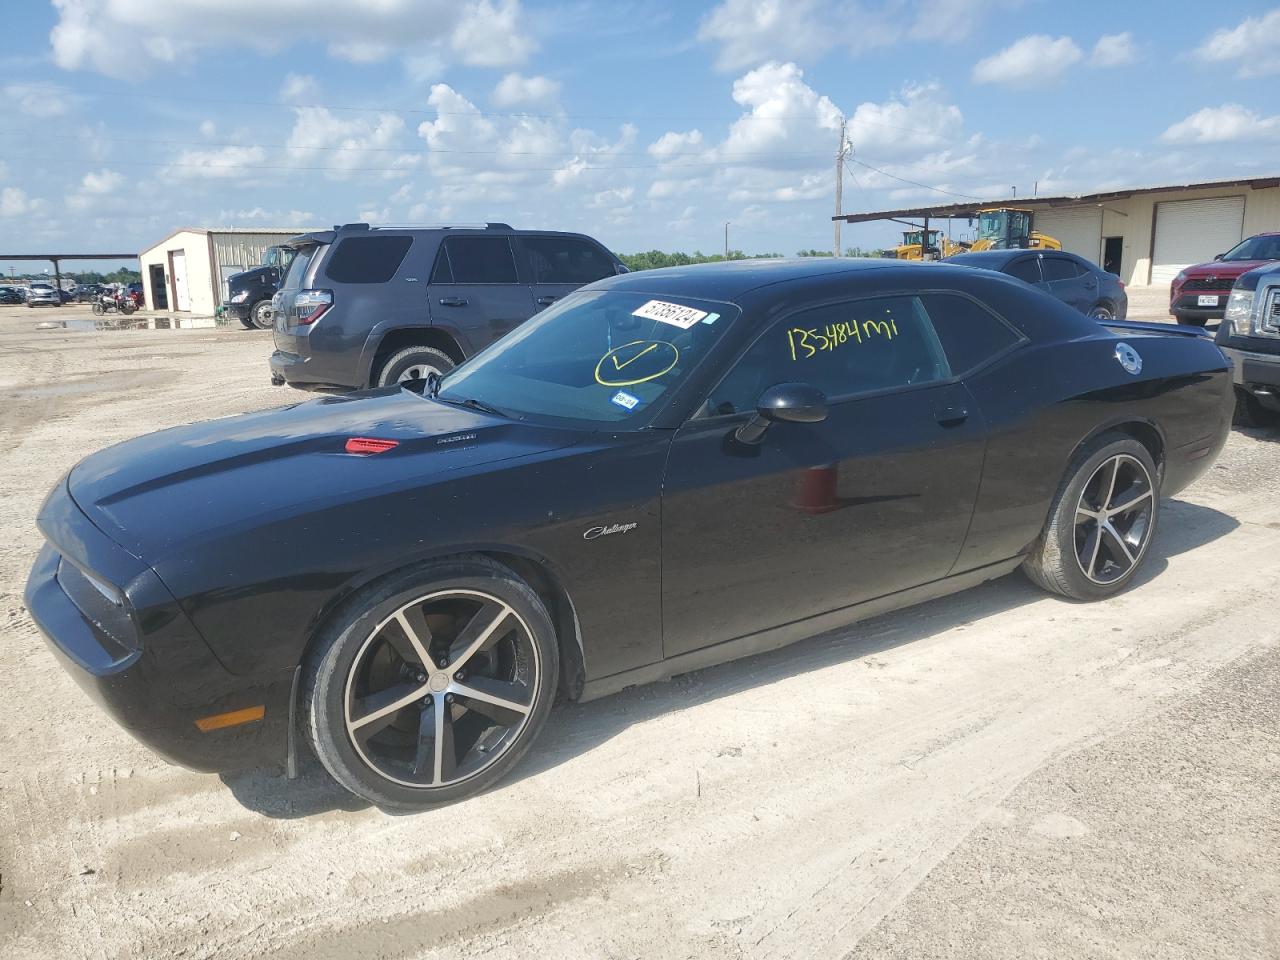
1023 433 1160 601
250 300 273 330
238 313 256 330
91 302 104 315
304 556 559 810
1233 388 1280 429
121 301 135 315
1088 303 1115 321
374 345 456 387
1173 312 1208 328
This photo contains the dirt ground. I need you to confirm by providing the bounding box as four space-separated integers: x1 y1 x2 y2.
1 300 1277 960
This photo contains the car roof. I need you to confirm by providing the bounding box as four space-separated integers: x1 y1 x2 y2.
283 223 604 248
945 249 1078 268
594 257 968 300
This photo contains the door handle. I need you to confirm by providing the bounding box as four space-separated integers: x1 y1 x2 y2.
437 297 469 307
535 295 559 305
934 405 969 426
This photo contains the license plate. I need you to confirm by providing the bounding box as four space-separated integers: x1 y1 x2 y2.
1197 294 1219 307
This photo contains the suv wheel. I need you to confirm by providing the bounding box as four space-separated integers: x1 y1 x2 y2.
1233 388 1280 429
375 345 456 387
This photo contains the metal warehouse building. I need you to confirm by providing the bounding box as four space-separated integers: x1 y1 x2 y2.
138 227 314 314
836 175 1280 289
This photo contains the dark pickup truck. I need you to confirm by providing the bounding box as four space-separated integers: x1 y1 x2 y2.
1217 262 1280 426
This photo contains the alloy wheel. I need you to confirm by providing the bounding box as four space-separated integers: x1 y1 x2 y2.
397 363 441 384
343 589 539 788
1073 453 1154 584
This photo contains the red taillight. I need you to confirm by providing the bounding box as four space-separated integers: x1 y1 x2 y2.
1118 280 1126 290
293 289 333 326
345 437 399 455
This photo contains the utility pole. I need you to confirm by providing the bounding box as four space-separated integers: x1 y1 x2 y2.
724 222 730 259
834 116 848 257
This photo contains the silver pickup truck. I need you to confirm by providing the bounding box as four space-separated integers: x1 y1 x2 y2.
1217 263 1280 427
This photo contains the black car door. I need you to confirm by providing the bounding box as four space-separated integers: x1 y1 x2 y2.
1040 254 1093 314
427 235 536 355
519 234 620 313
659 293 994 660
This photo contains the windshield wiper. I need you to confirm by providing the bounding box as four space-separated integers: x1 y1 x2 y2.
433 392 509 418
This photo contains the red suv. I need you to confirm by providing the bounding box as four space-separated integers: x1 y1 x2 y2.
1170 232 1280 326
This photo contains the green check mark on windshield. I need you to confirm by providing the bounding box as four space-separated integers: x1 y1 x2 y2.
612 343 659 370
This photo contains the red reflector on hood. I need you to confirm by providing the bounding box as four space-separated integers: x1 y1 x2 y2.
345 437 399 455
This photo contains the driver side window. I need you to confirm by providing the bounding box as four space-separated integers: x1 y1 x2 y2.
704 295 952 416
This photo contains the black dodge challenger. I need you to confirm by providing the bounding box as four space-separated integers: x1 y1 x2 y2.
27 259 1232 809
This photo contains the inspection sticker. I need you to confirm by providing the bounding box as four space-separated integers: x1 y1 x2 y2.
611 390 641 410
632 299 707 329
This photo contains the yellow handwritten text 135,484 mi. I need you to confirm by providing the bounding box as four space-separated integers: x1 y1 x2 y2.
787 317 899 360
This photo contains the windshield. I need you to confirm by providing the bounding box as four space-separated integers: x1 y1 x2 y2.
281 243 320 290
978 211 1005 239
1221 235 1280 262
436 290 739 427
262 245 297 270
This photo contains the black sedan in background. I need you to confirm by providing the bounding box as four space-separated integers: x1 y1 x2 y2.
27 259 1230 810
946 249 1128 321
0 285 23 305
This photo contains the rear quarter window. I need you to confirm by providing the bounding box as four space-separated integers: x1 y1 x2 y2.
323 235 414 284
919 293 1023 374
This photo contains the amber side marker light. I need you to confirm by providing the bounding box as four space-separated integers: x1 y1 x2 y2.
195 705 266 732
345 437 399 455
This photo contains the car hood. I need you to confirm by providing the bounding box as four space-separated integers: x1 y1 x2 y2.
1181 260 1274 281
228 265 274 290
67 387 585 560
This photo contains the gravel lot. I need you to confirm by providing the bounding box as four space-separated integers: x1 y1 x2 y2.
1 302 1277 960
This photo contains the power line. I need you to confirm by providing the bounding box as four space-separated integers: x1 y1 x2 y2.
844 156 983 202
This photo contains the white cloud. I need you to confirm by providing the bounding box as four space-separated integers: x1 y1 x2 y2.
286 107 414 180
198 119 217 138
279 73 319 104
697 0 895 72
1161 104 1280 144
0 187 40 217
492 73 561 108
716 61 841 165
846 83 965 160
1192 8 1280 77
216 207 316 225
165 145 267 180
647 130 705 160
451 0 535 67
81 169 124 194
1090 32 1136 67
972 34 1083 86
908 0 1003 42
4 82 77 118
48 0 535 78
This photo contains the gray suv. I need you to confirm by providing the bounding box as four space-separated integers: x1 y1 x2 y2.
269 223 626 390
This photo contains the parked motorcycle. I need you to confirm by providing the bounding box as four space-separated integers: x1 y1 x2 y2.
92 292 136 316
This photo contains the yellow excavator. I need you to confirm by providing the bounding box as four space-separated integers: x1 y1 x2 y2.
890 228 966 260
964 207 1061 252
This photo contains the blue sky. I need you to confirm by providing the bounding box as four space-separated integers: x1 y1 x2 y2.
1 0 1277 268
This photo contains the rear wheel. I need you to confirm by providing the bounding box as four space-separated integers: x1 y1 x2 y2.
1023 434 1159 601
1088 303 1115 321
304 557 559 810
375 345 455 387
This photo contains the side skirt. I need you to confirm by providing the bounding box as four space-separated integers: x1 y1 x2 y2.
579 556 1025 703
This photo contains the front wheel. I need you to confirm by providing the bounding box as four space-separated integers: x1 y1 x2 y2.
120 301 136 315
1233 388 1280 429
92 302 105 315
374 345 455 387
250 300 273 330
1023 434 1159 601
304 557 559 810
1088 303 1115 321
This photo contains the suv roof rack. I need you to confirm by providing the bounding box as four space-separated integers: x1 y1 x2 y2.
332 222 516 231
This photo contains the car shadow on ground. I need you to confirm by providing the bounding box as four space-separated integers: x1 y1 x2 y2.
221 498 1239 820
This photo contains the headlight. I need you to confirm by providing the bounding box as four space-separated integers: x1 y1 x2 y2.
1223 289 1255 336
230 290 249 303
1173 270 1188 288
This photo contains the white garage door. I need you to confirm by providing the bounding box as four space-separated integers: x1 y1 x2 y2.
1151 196 1244 285
1035 207 1102 264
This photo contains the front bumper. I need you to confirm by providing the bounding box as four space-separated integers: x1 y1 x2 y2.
1172 291 1230 321
1220 344 1280 410
223 301 251 321
24 483 293 773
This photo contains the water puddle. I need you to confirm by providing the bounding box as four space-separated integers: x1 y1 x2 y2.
39 316 221 332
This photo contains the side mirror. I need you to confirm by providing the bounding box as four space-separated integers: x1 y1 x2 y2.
1213 253 1224 261
614 263 631 275
735 383 828 444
